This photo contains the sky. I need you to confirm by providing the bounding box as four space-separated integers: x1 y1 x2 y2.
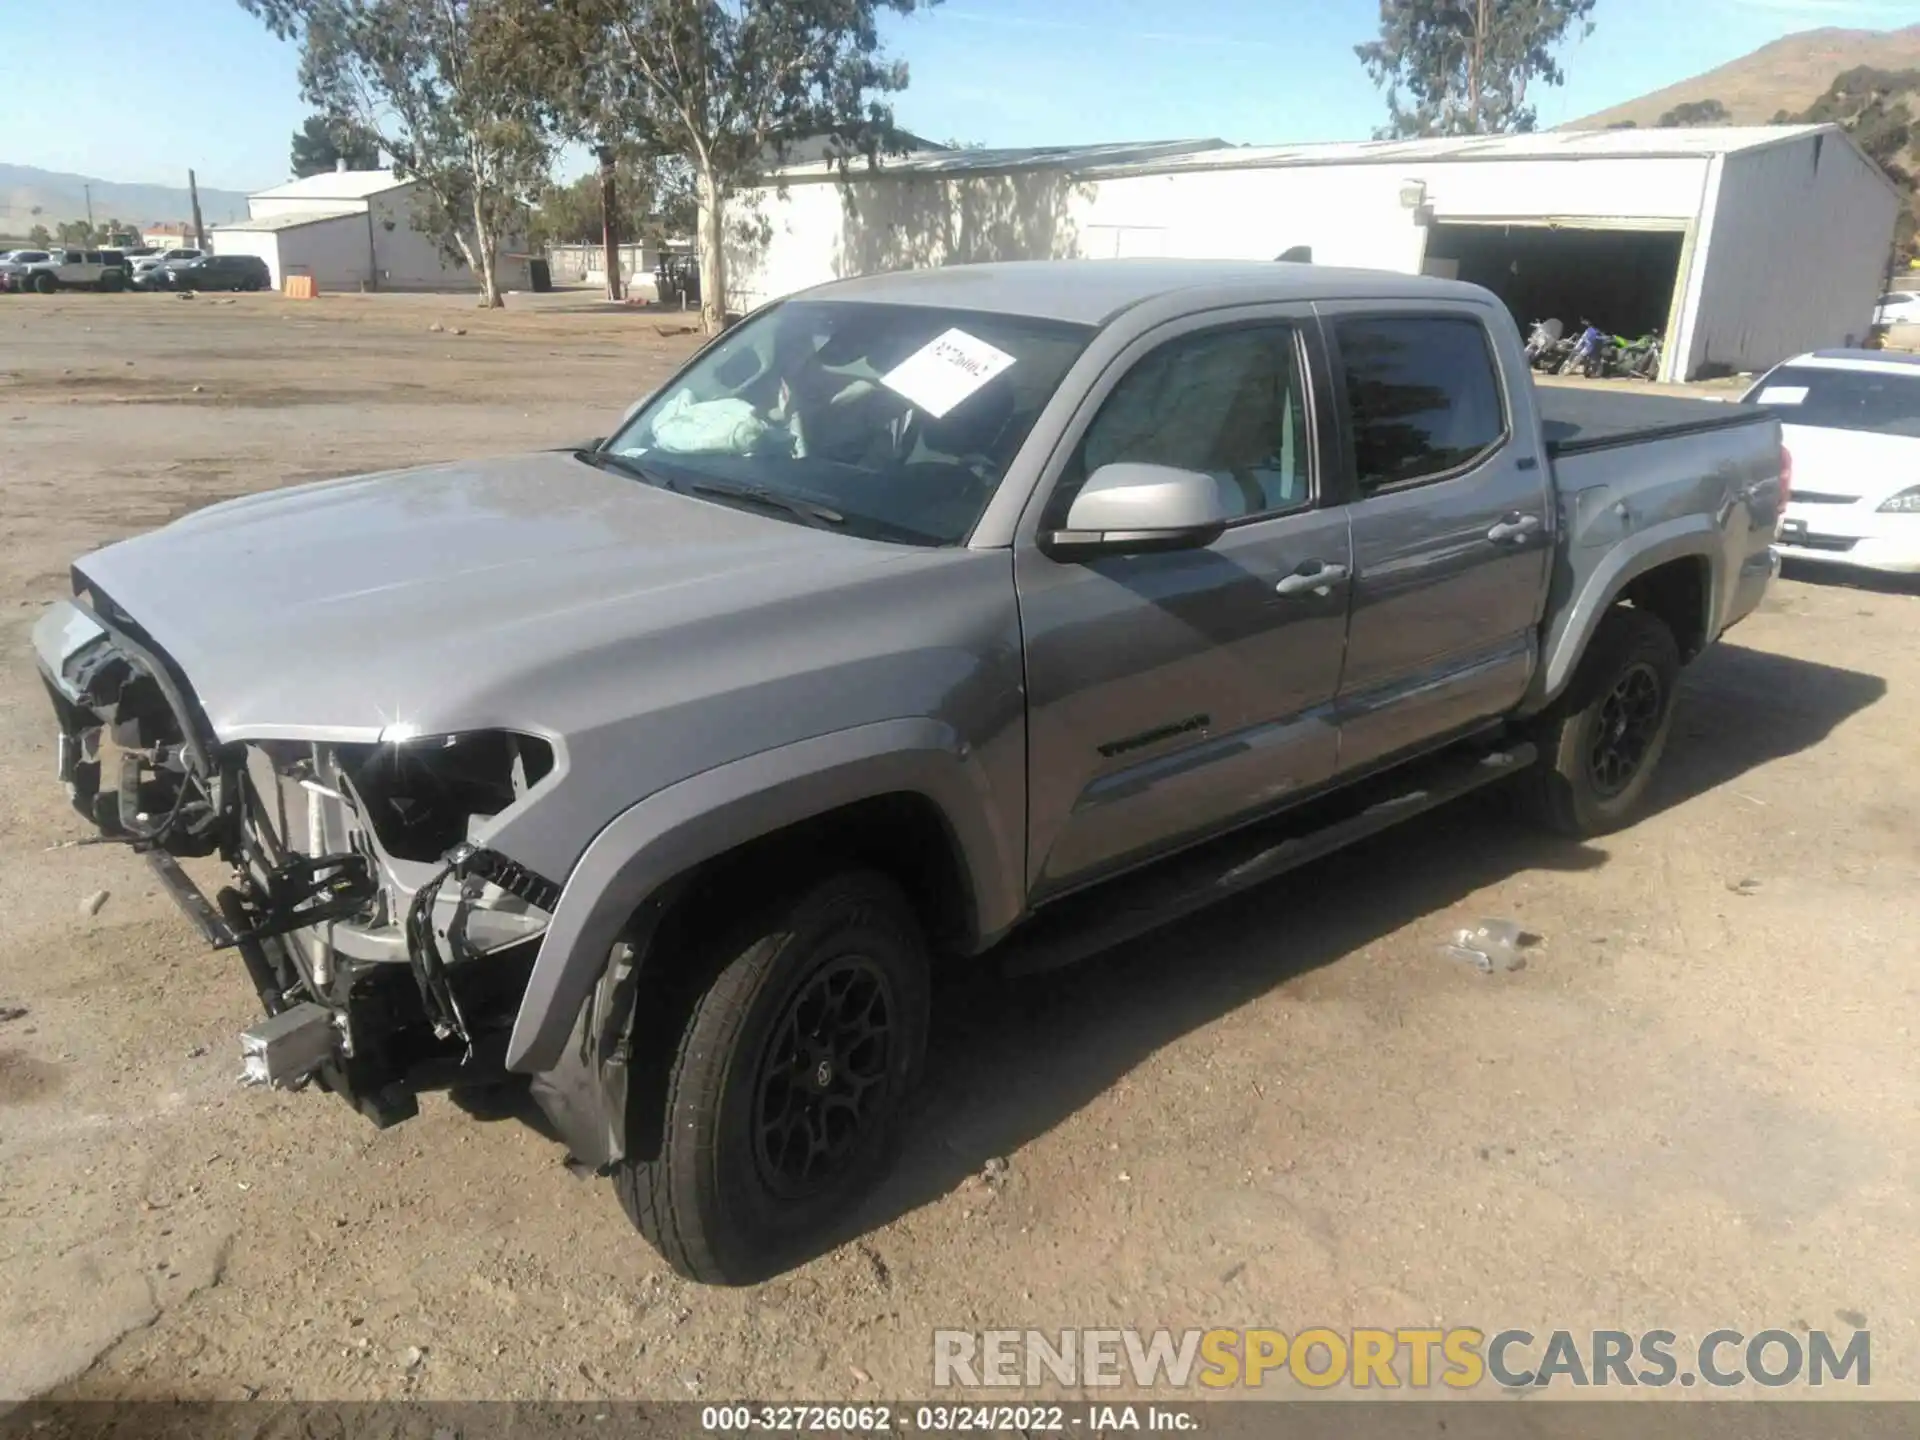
1 0 1915 195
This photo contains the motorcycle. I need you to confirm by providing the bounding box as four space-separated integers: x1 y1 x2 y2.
1559 323 1611 378
1611 331 1663 381
1525 317 1565 369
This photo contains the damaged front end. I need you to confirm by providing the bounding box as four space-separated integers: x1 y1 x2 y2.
34 592 564 1127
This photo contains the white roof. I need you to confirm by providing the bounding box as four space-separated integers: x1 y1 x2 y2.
248 169 410 202
773 124 1847 184
213 208 363 233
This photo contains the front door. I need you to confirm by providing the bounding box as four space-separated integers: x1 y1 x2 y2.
1320 305 1553 772
1016 313 1353 898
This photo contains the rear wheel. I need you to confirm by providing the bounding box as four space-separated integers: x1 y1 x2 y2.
612 869 929 1285
1519 607 1681 838
33 272 56 295
99 270 124 292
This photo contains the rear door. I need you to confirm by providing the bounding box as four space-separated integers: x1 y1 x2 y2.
1320 303 1552 772
1016 307 1353 896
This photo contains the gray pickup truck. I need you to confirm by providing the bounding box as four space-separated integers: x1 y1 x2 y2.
34 260 1783 1283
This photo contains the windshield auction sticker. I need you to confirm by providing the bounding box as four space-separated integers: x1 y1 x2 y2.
880 328 1017 418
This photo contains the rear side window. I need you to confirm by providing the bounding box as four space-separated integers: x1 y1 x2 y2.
1335 316 1506 494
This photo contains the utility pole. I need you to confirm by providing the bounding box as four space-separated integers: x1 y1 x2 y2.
84 183 95 234
188 169 206 251
597 144 622 302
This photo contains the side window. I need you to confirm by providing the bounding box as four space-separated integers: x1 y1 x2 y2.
1335 316 1506 495
1052 324 1312 524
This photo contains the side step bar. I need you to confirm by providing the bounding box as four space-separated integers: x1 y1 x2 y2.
998 742 1536 978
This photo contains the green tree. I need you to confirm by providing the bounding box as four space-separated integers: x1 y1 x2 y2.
526 154 695 249
1656 98 1729 127
239 0 551 306
1356 0 1598 137
27 224 51 247
521 0 937 331
56 219 91 245
290 112 383 176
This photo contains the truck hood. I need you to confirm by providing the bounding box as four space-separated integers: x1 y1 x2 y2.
1781 423 1920 503
73 449 921 741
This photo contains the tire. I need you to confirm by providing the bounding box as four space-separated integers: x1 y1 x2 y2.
1519 607 1681 838
100 271 124 293
33 272 56 295
613 869 930 1285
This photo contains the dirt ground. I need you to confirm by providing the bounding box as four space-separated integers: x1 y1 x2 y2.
2 291 1917 1405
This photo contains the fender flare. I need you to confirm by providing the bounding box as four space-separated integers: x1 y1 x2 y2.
1525 517 1721 713
504 717 1021 1073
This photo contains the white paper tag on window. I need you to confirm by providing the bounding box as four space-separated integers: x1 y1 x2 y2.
880 328 1017 418
1757 385 1808 405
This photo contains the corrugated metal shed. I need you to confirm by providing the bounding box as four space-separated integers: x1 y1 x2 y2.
739 124 1901 380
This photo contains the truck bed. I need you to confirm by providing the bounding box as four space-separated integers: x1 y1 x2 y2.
1537 384 1771 457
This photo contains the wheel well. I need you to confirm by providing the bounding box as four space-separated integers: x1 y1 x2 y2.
1616 556 1709 662
616 792 974 1165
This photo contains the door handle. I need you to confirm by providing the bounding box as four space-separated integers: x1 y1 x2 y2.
1275 562 1350 598
1487 513 1542 544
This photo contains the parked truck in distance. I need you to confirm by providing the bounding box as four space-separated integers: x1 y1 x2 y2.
34 260 1784 1285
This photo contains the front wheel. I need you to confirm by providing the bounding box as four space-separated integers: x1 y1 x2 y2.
33 272 56 295
1519 607 1681 838
612 869 930 1285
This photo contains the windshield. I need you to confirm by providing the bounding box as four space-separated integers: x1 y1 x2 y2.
601 300 1092 546
1742 364 1920 438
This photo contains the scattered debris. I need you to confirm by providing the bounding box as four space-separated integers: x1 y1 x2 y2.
1117 1170 1131 1183
1220 1260 1246 1284
679 1369 702 1394
1443 918 1537 974
191 385 205 394
849 1365 872 1386
404 1345 426 1373
80 889 110 918
981 1155 1010 1188
450 327 467 336
1726 877 1761 896
0 1005 27 1025
1838 1307 1867 1327
428 323 444 333
186 1045 207 1058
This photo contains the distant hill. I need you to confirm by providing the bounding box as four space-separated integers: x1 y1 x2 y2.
1571 24 1920 130
0 164 253 236
1569 24 1920 265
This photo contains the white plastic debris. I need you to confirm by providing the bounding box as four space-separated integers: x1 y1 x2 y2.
1443 918 1536 974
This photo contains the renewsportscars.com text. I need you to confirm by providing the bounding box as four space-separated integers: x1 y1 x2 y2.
932 1327 1871 1390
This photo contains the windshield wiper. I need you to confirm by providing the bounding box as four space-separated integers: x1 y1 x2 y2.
678 478 846 531
573 447 665 486
575 449 845 531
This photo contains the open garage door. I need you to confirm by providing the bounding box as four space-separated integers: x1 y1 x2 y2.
1422 222 1686 374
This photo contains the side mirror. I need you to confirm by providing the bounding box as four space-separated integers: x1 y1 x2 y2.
1042 463 1228 559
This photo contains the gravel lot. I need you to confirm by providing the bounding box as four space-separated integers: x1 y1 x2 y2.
2 291 1916 1404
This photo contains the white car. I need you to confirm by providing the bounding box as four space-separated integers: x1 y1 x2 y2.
132 246 204 274
1741 349 1920 575
1874 291 1920 327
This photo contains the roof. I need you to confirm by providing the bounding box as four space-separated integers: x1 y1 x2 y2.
213 208 363 233
1784 349 1920 374
773 139 1230 179
248 169 410 202
768 125 1847 186
800 257 1490 326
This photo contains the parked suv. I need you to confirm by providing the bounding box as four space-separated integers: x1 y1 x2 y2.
136 253 269 292
1 248 125 293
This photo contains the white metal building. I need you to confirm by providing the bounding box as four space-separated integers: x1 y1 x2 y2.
211 168 530 294
733 127 1901 381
